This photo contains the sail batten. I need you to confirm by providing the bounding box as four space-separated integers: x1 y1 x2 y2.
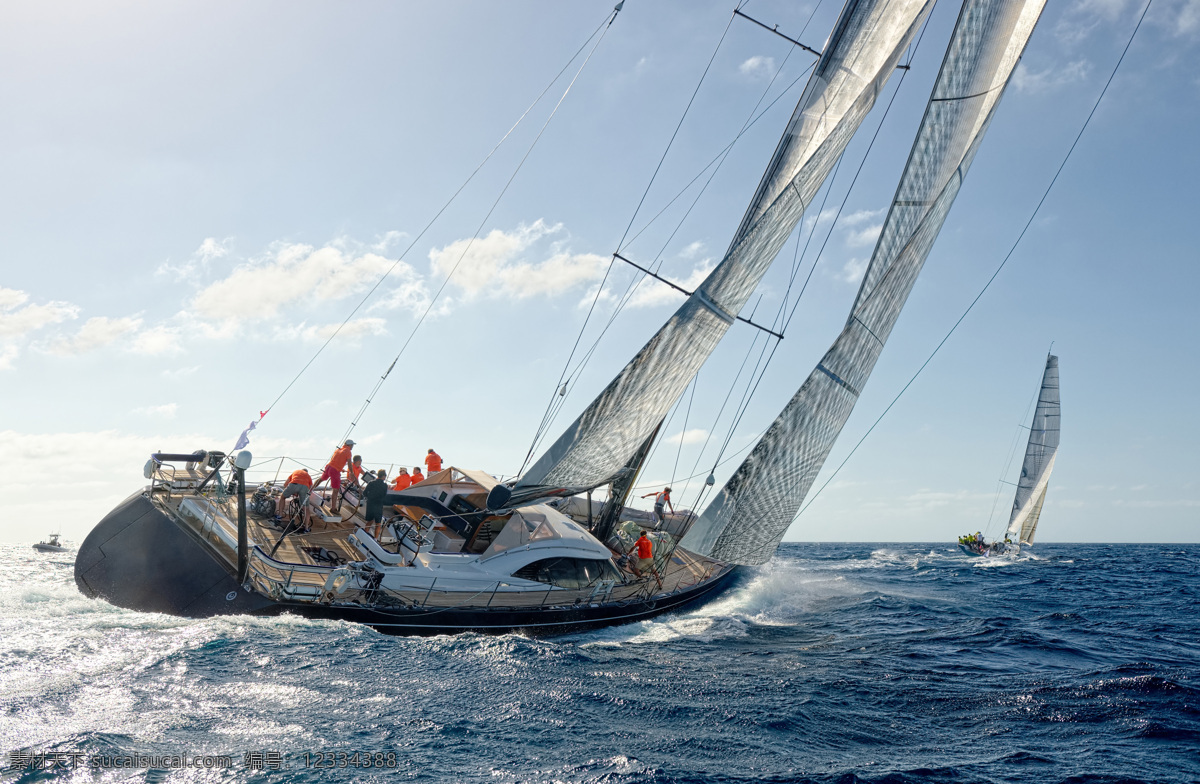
1005 355 1060 544
504 0 937 507
681 0 1048 565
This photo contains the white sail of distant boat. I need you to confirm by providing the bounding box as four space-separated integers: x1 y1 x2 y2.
683 0 1048 565
502 0 937 509
1004 354 1060 545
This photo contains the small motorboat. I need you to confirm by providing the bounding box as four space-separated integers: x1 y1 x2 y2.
33 534 67 553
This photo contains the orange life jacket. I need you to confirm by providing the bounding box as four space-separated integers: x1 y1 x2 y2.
425 451 442 473
287 470 313 488
635 536 653 559
411 470 425 484
327 445 352 472
391 474 412 492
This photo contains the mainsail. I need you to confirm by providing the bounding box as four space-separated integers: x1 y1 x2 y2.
502 0 936 509
1004 354 1060 544
682 0 1048 565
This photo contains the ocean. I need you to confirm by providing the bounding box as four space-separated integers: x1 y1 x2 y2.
2 542 1196 783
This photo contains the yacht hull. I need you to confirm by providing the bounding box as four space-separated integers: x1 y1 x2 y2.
75 491 741 636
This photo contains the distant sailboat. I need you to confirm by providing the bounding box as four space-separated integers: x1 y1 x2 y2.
960 353 1060 556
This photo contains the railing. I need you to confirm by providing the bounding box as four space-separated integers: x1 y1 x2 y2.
240 542 642 611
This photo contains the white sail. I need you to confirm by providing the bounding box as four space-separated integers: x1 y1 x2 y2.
504 0 936 507
1004 354 1060 544
682 0 1048 565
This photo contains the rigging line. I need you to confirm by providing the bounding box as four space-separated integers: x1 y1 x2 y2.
675 131 839 510
672 361 700 486
520 72 812 472
343 7 621 444
796 0 1154 520
682 165 837 507
707 63 916 477
985 383 1040 535
620 61 817 252
520 10 743 471
263 7 617 424
688 15 934 508
632 42 800 278
268 10 619 422
525 61 817 463
563 52 815 378
617 10 738 251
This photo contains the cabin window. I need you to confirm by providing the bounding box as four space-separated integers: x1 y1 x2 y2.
512 557 621 589
447 495 479 516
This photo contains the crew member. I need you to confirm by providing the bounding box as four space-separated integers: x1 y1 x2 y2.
640 487 674 527
390 467 412 492
363 469 390 540
316 439 355 514
347 455 365 490
410 466 425 485
425 449 442 474
276 468 313 531
628 529 660 587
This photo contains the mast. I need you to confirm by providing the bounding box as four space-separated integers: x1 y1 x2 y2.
1005 354 1060 544
493 0 936 511
681 0 1049 565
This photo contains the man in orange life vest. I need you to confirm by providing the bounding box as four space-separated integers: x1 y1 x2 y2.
276 468 313 531
390 467 412 492
640 487 674 527
629 529 661 587
425 449 442 474
410 466 425 485
347 455 365 490
317 439 355 514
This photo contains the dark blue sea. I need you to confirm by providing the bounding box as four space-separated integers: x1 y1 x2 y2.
2 542 1197 783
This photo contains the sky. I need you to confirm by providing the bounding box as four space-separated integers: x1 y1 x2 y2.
1 0 1197 545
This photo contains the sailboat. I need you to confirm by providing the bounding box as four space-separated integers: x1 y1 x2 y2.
959 353 1060 556
74 0 1047 635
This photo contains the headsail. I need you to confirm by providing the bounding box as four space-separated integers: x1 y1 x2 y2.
681 0 1048 565
1004 354 1060 544
503 0 936 509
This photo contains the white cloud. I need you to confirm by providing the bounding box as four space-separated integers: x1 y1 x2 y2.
370 277 439 318
275 317 389 344
132 324 184 356
161 365 201 380
665 428 708 446
1073 0 1132 20
1181 0 1200 34
46 315 142 355
840 208 885 227
625 262 714 309
680 241 705 259
0 344 18 371
0 289 79 338
739 55 776 80
841 257 868 284
0 288 29 311
134 403 178 419
1014 60 1091 93
192 242 399 323
157 236 232 281
429 220 606 301
371 230 408 254
845 223 883 248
